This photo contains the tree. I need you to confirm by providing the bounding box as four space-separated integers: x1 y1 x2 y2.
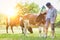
24 2 40 13
15 3 29 16
15 2 40 16
0 13 7 25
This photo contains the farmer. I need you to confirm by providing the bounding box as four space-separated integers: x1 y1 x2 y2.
44 2 57 38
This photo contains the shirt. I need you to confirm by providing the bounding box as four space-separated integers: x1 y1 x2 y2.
46 7 57 20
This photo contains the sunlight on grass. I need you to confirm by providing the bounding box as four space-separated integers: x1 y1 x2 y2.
0 28 60 40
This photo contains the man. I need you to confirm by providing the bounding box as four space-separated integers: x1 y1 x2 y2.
44 2 57 38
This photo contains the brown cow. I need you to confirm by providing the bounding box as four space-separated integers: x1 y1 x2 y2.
6 15 33 33
23 12 46 27
22 12 46 35
6 12 46 35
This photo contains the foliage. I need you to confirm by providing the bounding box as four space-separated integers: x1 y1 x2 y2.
24 2 40 13
0 14 7 25
55 14 60 27
15 2 40 16
15 3 26 16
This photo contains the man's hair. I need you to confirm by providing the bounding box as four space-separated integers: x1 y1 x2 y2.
46 2 51 7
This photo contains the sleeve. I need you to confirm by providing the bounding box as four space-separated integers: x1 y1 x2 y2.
53 9 57 19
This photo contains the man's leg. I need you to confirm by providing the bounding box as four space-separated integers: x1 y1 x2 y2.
50 18 56 38
51 23 55 38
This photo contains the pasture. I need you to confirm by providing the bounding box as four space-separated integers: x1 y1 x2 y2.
0 0 60 40
0 28 60 40
0 14 60 40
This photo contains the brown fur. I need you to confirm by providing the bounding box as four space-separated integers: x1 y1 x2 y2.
6 12 47 33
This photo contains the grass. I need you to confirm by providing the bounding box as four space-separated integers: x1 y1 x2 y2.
0 14 60 40
0 28 60 40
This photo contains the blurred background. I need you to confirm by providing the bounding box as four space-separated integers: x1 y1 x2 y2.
0 0 60 33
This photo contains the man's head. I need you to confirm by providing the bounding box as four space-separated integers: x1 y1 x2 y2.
46 2 52 9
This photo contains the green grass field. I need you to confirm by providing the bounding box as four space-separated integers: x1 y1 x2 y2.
0 28 60 40
0 14 60 40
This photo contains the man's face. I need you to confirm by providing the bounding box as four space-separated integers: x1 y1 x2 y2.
47 6 51 9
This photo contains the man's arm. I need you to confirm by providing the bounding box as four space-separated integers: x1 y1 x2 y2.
53 9 57 20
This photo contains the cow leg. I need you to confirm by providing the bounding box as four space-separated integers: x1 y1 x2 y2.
39 26 41 36
21 27 24 34
11 26 14 33
43 25 45 36
40 25 46 37
23 27 27 35
23 20 28 35
6 25 9 33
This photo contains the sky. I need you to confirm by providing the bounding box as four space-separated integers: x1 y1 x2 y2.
0 0 18 13
0 0 60 14
25 0 60 10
